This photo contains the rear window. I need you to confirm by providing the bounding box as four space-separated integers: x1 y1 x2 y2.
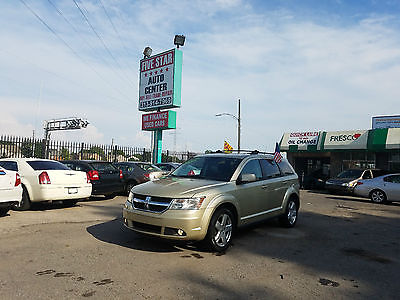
27 160 70 171
0 161 18 171
278 160 295 175
89 162 117 172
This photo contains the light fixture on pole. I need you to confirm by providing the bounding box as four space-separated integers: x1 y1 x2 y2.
215 99 241 153
174 35 185 48
143 46 152 58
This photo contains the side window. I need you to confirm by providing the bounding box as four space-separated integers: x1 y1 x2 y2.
260 159 281 179
278 160 295 176
385 175 400 183
362 170 372 179
240 160 263 181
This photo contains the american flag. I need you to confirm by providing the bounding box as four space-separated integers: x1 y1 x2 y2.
273 142 283 163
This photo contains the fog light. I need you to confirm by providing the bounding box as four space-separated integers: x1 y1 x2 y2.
177 229 184 236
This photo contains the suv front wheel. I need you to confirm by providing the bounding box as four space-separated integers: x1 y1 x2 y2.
204 207 234 252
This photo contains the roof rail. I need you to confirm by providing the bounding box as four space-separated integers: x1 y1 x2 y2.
210 149 275 155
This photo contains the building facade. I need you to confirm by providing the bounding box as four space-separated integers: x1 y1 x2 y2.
280 128 400 179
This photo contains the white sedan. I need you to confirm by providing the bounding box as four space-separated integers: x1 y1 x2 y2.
354 173 400 204
0 158 92 210
0 167 22 216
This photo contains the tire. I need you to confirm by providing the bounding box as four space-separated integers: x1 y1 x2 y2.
370 190 387 204
0 208 9 216
279 198 298 228
13 186 31 211
204 207 234 252
63 199 78 207
126 182 137 195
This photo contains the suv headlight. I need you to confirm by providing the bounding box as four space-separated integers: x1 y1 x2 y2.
341 182 349 187
170 197 205 210
125 192 134 209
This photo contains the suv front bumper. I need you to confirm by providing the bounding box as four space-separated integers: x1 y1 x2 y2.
122 207 208 241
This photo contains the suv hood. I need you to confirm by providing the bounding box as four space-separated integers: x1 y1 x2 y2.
131 176 228 198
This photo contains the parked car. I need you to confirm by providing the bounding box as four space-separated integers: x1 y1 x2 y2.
0 167 22 216
61 160 124 197
325 169 389 194
155 162 181 172
123 152 300 252
354 173 400 203
113 162 150 195
0 158 91 210
301 169 329 190
133 162 169 180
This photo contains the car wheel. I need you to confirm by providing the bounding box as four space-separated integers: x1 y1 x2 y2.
279 198 298 228
63 199 78 207
204 207 234 252
126 182 137 195
0 208 9 216
13 186 31 211
370 190 387 204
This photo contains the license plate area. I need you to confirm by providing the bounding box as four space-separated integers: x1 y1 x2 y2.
68 187 78 194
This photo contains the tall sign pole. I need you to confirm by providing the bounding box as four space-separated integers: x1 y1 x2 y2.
139 41 183 164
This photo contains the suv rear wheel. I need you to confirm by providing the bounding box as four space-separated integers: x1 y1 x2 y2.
204 207 234 252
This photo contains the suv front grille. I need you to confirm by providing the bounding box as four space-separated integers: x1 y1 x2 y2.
132 194 172 213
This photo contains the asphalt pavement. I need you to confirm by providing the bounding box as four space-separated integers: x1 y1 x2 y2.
0 191 399 299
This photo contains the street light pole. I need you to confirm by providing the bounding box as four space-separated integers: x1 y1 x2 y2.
238 99 241 153
216 98 241 153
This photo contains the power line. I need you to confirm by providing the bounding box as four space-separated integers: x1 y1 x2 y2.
97 0 137 74
18 0 132 102
72 0 136 87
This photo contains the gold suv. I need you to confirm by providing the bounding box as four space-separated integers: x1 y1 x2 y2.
123 152 300 252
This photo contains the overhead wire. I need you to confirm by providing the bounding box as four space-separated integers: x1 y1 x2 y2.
18 0 133 103
97 0 137 74
72 0 136 87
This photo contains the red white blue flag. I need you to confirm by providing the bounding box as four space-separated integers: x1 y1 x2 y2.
274 142 283 163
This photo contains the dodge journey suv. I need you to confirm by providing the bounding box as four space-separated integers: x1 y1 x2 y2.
123 152 300 252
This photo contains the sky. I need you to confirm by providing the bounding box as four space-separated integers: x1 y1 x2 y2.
1 0 400 153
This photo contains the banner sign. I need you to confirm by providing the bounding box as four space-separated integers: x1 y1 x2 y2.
280 132 320 151
324 130 368 150
139 49 182 111
372 115 400 129
142 110 176 131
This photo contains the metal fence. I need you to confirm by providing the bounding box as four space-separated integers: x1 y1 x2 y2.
0 135 198 163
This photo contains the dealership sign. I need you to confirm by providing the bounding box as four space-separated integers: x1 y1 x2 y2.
372 115 400 129
142 110 176 131
139 49 182 111
324 130 368 150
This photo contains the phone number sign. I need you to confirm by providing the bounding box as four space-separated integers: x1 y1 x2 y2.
138 49 182 111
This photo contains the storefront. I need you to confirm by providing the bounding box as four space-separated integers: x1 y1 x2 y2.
280 128 400 182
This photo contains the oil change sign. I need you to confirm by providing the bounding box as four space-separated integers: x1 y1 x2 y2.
139 49 182 111
324 130 368 150
280 132 320 151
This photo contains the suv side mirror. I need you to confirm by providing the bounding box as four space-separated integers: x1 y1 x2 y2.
237 173 257 184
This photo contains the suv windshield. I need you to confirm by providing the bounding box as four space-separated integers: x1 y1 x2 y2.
337 169 363 179
171 156 243 182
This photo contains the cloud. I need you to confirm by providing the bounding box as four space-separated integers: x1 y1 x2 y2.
1 1 400 153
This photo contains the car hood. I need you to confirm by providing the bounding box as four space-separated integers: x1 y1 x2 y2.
130 176 228 198
326 178 356 184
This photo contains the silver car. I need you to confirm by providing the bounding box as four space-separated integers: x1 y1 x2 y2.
354 174 400 203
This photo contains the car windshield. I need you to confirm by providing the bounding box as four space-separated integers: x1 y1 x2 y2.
171 156 243 182
337 169 363 179
136 163 161 171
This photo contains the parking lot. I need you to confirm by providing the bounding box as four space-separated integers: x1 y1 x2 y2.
0 191 399 299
